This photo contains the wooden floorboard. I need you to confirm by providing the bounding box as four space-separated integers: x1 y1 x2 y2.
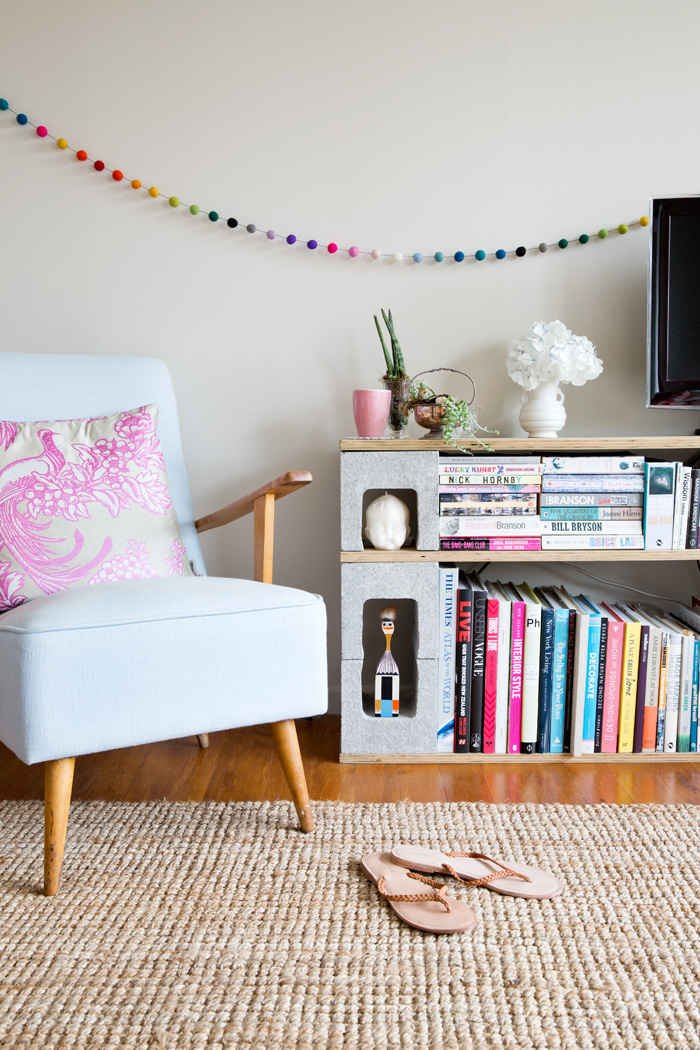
1 716 699 805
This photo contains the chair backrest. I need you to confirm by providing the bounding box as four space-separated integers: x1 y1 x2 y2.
0 352 205 573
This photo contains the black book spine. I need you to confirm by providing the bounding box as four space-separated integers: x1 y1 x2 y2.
469 585 487 752
562 609 577 753
593 617 609 752
454 573 472 753
686 469 700 548
537 609 554 753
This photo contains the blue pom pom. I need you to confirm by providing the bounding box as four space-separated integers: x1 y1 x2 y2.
495 249 506 260
16 113 27 125
413 252 423 263
434 251 444 263
454 251 465 262
475 250 486 261
0 99 9 111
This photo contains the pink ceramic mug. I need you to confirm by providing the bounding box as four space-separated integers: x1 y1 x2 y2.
352 388 391 438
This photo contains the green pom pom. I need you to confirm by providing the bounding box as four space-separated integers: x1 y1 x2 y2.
475 249 486 261
189 204 199 215
0 99 8 111
579 233 589 244
558 238 568 249
618 223 628 235
169 196 180 208
598 228 608 239
208 211 219 222
434 251 444 262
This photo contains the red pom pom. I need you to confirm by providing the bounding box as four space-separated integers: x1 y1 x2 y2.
94 160 105 172
76 150 87 161
112 169 123 181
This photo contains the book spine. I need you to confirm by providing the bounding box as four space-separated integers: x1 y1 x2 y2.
582 617 601 754
440 484 541 494
439 474 542 487
439 537 542 551
691 639 699 753
520 600 541 754
676 635 693 753
454 576 472 753
542 475 646 492
469 588 487 753
541 521 643 535
673 466 692 549
644 462 676 550
562 609 576 753
440 463 543 475
437 567 458 753
440 455 542 466
570 613 591 756
686 469 700 548
441 517 542 537
494 598 511 754
541 535 645 550
549 609 569 754
541 456 645 474
540 491 644 507
441 505 538 516
593 617 609 753
483 599 499 754
600 622 624 753
641 628 661 753
507 602 525 754
440 494 538 508
633 626 650 753
540 507 643 520
663 635 681 752
618 623 641 753
537 608 555 753
655 632 669 752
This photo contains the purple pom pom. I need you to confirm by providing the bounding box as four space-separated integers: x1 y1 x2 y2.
307 239 318 250
286 234 297 245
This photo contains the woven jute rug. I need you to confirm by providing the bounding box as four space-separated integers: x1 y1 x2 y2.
1 800 700 1050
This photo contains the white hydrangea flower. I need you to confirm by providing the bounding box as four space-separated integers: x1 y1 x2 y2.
506 321 603 390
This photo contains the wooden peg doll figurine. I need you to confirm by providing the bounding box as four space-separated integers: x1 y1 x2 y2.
375 605 400 717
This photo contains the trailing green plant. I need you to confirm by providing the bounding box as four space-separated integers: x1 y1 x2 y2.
374 309 408 379
406 381 498 453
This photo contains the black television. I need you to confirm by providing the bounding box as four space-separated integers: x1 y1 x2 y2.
648 195 700 408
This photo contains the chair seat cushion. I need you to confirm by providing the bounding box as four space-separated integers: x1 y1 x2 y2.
0 577 327 764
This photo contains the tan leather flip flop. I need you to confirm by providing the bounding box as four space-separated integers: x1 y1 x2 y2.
360 852 479 934
390 845 563 900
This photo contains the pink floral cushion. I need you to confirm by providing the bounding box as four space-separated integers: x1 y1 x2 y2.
0 404 193 613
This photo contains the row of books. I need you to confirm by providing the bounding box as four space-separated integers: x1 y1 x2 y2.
436 568 700 755
438 454 700 551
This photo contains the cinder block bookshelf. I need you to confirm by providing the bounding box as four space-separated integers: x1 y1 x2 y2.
339 435 700 764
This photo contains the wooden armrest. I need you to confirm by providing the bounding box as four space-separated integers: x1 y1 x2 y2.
194 470 313 534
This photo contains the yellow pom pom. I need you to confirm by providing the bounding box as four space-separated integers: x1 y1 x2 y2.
56 138 68 150
639 216 649 227
168 196 180 208
148 186 159 198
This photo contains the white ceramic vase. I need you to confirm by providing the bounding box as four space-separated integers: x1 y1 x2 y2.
518 380 567 438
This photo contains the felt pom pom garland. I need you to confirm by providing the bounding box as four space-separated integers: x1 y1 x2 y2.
0 94 650 266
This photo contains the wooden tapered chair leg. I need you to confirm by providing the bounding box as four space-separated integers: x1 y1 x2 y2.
270 719 314 832
44 756 75 896
197 734 210 748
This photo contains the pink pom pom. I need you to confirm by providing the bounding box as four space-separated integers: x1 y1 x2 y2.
327 242 338 254
371 248 381 260
36 126 48 137
348 246 359 258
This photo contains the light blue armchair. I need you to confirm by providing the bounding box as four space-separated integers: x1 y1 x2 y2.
0 353 328 895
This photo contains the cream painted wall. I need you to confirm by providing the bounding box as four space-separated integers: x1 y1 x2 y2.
2 0 700 709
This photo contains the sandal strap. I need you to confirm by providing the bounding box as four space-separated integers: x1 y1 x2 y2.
376 871 453 912
445 850 533 887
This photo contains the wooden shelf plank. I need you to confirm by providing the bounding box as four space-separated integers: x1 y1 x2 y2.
340 435 700 452
340 752 700 764
342 548 700 562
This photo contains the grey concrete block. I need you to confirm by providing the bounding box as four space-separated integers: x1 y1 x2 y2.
340 450 439 551
341 561 439 661
340 658 438 755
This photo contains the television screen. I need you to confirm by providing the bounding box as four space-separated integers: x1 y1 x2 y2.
648 195 700 407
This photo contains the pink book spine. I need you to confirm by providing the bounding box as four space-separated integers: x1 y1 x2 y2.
601 620 624 753
483 600 499 753
507 601 526 754
488 537 542 551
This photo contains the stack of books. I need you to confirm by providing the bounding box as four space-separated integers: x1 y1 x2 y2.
540 456 645 550
437 568 700 756
438 456 542 552
645 460 700 549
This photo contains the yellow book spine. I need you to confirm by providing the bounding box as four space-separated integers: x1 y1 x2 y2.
618 622 641 752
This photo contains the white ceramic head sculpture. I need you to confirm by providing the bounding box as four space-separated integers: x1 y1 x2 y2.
364 493 410 551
